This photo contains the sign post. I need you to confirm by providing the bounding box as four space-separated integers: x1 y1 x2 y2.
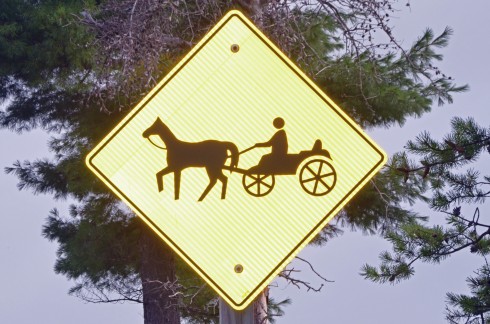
86 10 387 312
220 297 254 324
219 290 267 324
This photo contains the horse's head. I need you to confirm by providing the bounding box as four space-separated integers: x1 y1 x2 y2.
142 117 177 145
142 118 162 139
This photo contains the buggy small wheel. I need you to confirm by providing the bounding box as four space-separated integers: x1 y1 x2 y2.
299 159 336 196
242 173 275 197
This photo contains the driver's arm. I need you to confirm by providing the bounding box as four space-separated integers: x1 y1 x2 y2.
255 138 273 148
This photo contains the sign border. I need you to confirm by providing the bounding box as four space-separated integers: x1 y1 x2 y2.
86 10 387 310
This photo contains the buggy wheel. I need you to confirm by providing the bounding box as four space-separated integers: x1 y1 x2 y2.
299 159 336 196
242 174 275 197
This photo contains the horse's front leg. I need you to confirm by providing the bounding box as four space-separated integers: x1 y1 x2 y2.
156 167 172 192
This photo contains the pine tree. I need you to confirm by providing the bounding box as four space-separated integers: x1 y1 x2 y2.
362 117 490 323
1 0 467 322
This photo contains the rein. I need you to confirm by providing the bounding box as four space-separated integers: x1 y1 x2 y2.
147 136 167 150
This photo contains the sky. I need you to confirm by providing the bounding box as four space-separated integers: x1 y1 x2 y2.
1 1 489 323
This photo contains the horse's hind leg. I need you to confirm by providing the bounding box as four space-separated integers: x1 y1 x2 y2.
218 172 228 199
199 169 218 202
198 178 217 202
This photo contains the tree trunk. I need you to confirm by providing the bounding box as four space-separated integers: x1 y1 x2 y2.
253 289 268 324
139 226 180 324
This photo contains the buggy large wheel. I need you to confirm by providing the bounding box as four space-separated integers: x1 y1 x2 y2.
242 174 275 197
299 159 336 196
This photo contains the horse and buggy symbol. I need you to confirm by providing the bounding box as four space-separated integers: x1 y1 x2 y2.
142 117 336 201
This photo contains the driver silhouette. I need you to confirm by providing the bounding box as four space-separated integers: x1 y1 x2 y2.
254 117 288 170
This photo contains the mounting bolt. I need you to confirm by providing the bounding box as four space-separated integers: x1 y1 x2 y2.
234 264 243 273
231 44 240 53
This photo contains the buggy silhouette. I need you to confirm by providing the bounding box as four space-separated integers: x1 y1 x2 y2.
143 118 336 200
224 140 336 197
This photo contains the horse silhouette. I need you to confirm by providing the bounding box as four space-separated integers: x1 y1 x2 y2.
142 118 239 201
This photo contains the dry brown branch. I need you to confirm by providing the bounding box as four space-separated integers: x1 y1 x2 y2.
279 256 333 292
72 0 416 112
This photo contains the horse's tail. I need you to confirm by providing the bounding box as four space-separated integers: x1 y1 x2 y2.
225 142 239 173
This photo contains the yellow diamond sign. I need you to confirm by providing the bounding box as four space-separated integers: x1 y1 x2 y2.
86 10 386 310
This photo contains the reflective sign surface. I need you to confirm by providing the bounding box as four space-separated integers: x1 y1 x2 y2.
86 10 387 310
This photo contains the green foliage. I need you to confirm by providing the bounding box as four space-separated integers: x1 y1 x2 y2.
43 196 140 280
0 0 95 89
446 266 490 323
362 117 490 322
320 152 429 242
277 9 343 66
318 27 468 128
266 297 292 324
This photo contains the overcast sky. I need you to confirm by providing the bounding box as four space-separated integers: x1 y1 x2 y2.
1 1 490 323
